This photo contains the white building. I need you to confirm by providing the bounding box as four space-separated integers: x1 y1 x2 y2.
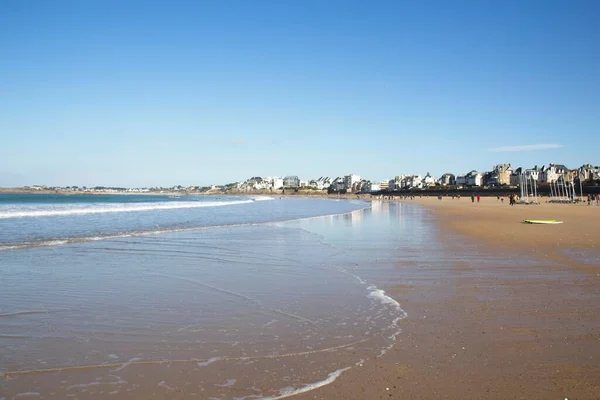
438 173 455 186
540 163 569 183
270 177 284 189
344 174 361 192
466 171 483 186
407 175 423 189
422 173 436 187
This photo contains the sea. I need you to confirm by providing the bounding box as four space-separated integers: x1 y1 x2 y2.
0 193 436 399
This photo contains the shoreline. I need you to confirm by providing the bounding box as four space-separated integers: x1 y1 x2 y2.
296 198 600 399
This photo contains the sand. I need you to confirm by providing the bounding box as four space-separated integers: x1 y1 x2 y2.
296 198 600 399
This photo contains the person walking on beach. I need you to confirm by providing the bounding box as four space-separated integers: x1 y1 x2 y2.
471 195 475 203
477 194 481 203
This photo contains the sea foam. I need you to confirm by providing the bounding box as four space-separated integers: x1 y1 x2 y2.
0 199 266 219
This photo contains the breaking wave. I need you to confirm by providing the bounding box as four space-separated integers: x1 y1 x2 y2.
0 197 273 219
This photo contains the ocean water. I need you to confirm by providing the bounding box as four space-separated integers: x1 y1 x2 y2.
0 194 428 399
0 194 364 250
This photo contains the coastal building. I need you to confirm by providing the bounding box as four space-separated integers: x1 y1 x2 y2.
246 177 268 190
539 163 569 183
283 176 300 189
330 177 346 192
407 175 423 189
509 168 522 186
422 173 436 187
491 163 512 186
344 174 361 192
270 177 284 190
379 181 390 191
309 177 331 190
389 175 407 191
510 166 540 186
351 180 364 193
361 181 381 193
438 173 455 186
456 171 483 187
466 171 483 187
577 164 600 182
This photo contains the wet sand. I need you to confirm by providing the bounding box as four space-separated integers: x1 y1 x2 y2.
296 198 600 399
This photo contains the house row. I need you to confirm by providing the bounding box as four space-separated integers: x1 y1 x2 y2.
234 163 599 194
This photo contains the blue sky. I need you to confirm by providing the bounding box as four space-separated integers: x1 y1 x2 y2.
1 0 599 187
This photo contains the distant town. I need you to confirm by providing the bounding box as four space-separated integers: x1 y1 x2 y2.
11 162 600 195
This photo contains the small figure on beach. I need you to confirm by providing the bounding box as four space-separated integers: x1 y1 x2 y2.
477 195 481 203
471 195 475 203
509 194 515 206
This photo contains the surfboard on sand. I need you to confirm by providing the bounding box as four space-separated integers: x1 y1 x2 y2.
522 219 563 224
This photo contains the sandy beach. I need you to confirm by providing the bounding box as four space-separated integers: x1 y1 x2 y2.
296 198 600 399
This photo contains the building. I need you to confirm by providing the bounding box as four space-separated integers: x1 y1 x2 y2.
361 181 381 193
343 174 361 192
270 177 284 189
456 170 483 187
283 176 300 188
329 177 346 192
438 173 455 186
422 173 436 187
577 164 600 182
405 175 423 189
309 177 331 190
493 163 512 186
379 181 390 191
539 163 569 183
466 170 483 186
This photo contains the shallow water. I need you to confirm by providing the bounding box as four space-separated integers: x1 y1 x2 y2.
1 197 410 398
3 198 566 399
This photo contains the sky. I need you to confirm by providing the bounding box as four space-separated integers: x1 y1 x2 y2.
1 0 599 187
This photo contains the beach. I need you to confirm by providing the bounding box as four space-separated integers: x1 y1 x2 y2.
2 195 599 399
296 198 600 399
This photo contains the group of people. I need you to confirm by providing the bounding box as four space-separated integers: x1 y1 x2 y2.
587 194 600 206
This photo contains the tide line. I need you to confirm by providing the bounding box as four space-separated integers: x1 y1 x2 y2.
0 310 49 318
0 335 379 378
151 273 317 325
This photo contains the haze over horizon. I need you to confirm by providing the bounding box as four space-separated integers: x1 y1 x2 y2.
1 1 599 188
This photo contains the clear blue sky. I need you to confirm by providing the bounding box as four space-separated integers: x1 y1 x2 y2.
1 0 599 187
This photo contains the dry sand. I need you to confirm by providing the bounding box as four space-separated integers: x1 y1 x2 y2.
296 197 600 400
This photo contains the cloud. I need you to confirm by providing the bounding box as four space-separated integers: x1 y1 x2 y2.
488 143 564 152
227 138 246 146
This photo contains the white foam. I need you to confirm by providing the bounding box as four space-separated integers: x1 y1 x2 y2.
367 285 408 357
0 310 48 318
251 196 274 201
110 357 142 372
215 379 236 387
351 273 366 285
197 357 221 367
0 199 261 219
261 367 351 399
367 285 402 311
